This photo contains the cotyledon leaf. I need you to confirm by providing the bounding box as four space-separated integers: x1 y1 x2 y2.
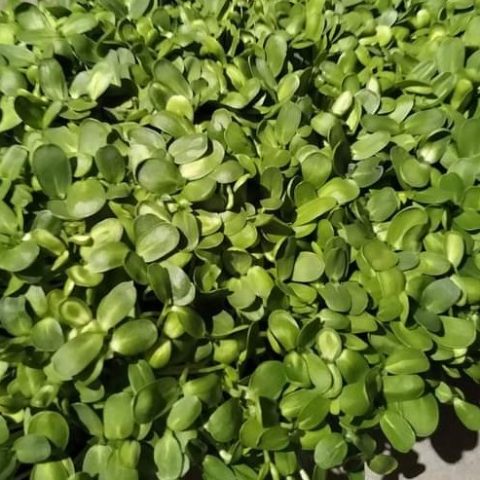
265 33 287 77
154 430 183 480
351 132 390 160
153 59 193 99
386 207 429 251
420 278 461 314
97 282 136 331
294 197 337 226
32 145 72 199
65 179 106 219
51 333 104 380
169 134 208 164
179 140 224 180
380 410 416 453
314 433 348 469
385 348 429 375
400 394 439 437
134 215 180 263
318 178 359 204
0 241 40 272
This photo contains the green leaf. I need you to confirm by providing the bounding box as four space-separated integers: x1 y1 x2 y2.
276 102 301 145
314 433 348 469
305 0 326 41
31 460 73 480
59 298 92 327
258 425 290 450
404 109 445 135
304 352 332 392
464 17 480 47
0 45 35 67
32 145 72 199
338 380 371 416
454 398 480 431
454 118 480 157
127 0 150 19
104 392 135 440
169 306 205 339
31 318 64 352
436 38 465 73
0 416 9 445
433 315 476 348
51 333 104 380
317 328 342 362
280 389 316 419
73 404 103 438
336 349 369 383
39 59 67 100
60 13 97 35
164 263 196 306
203 455 236 480
154 430 184 480
151 111 194 138
28 412 69 449
268 310 299 351
95 146 126 183
274 451 298 476
78 119 110 156
401 394 439 437
300 152 332 188
383 375 424 402
294 197 337 226
384 348 429 375
292 252 325 282
206 399 242 443
97 282 136 331
369 455 398 475
298 395 330 430
179 140 224 180
65 179 106 219
182 374 221 406
0 241 40 272
133 378 177 423
386 207 429 251
14 95 47 129
380 410 415 453
318 178 359 205
169 134 208 164
0 202 17 235
0 145 27 180
0 297 32 336
86 242 129 273
265 33 287 77
153 60 192 99
87 62 113 100
138 158 184 195
14 434 51 464
167 395 202 431
134 215 180 262
239 416 264 448
249 361 287 399
420 278 461 314
351 132 390 160
111 319 158 356
362 239 397 271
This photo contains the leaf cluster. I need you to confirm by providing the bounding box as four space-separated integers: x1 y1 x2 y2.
0 0 480 479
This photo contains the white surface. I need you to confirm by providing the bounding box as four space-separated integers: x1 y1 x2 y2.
365 406 480 480
366 438 480 480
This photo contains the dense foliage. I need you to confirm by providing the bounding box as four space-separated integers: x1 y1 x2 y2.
0 0 480 478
